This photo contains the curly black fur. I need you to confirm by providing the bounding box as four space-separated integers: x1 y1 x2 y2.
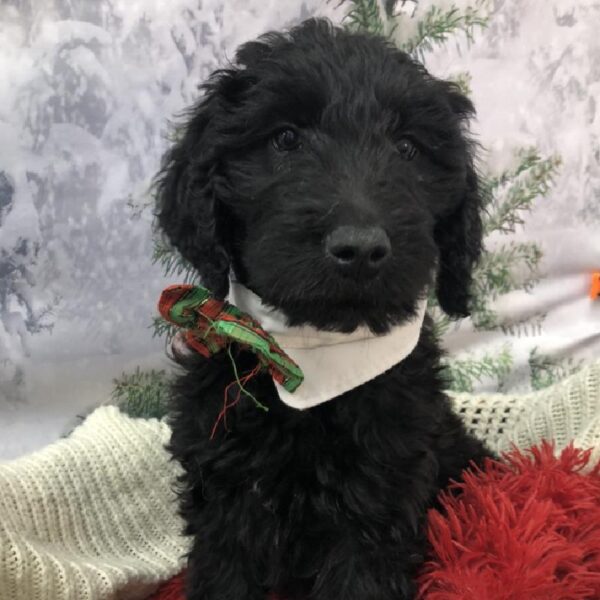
156 19 491 600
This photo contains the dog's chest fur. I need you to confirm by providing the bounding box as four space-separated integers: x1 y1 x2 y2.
168 321 487 595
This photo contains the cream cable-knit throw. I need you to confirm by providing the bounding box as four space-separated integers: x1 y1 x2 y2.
1 361 599 600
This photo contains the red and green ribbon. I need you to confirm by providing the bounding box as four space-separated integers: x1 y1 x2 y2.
158 284 304 394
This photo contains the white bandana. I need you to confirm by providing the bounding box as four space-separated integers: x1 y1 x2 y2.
228 283 428 410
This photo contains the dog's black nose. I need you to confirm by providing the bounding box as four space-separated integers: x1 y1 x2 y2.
326 226 391 275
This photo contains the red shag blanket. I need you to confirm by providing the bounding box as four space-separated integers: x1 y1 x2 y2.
151 443 600 600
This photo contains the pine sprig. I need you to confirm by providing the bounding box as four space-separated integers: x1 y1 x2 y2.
528 348 582 391
469 242 543 330
429 304 452 339
501 313 546 337
111 367 170 419
443 346 513 393
402 1 490 60
151 315 178 342
430 238 544 333
483 147 543 198
484 150 561 235
472 242 543 297
448 71 473 97
459 148 560 332
152 238 198 282
343 0 386 36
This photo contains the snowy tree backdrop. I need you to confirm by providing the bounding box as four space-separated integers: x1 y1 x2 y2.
1 0 599 458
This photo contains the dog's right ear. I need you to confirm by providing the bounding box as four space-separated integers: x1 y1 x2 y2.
432 80 484 319
154 88 231 299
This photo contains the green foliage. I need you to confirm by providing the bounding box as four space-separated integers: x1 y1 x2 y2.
448 71 473 96
342 0 491 56
529 348 582 391
483 149 562 235
111 367 170 419
401 1 490 60
429 305 452 340
469 242 543 329
499 312 546 338
443 346 513 393
150 315 177 342
153 238 197 282
463 149 561 332
343 0 385 36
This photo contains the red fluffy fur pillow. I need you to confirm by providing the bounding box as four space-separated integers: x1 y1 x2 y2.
152 443 600 600
418 442 600 599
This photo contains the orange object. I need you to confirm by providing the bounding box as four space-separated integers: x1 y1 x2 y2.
591 272 600 300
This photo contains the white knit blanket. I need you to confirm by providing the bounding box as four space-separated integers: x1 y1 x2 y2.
1 362 599 600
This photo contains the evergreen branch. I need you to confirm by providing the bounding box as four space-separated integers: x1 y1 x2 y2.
484 147 542 194
343 0 386 36
152 238 198 282
151 316 178 341
474 242 543 296
468 297 500 330
467 147 559 333
428 304 452 339
484 151 561 235
469 242 543 330
528 347 582 391
500 313 546 337
444 346 513 393
401 1 490 59
427 287 452 339
448 71 472 97
111 367 170 419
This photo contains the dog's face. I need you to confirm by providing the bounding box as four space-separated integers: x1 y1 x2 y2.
157 19 482 333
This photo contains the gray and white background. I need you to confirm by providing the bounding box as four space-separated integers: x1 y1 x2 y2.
1 0 599 459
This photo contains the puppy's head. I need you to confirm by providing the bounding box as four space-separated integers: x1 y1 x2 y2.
156 19 482 333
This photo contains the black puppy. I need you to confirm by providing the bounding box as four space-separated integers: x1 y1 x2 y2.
157 19 490 600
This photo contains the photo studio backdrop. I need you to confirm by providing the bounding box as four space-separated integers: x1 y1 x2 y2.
1 0 599 459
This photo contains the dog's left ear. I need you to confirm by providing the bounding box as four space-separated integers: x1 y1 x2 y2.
433 85 483 318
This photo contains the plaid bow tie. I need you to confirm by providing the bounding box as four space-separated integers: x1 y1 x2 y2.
158 284 304 393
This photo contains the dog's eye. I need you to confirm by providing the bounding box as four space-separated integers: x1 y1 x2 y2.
396 138 418 161
273 128 301 152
